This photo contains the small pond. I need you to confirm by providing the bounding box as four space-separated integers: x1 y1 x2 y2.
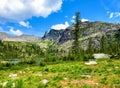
1 58 42 64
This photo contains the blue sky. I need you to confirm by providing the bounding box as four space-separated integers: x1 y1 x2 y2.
0 0 120 37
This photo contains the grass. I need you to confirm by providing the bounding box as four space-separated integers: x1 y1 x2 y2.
0 59 120 88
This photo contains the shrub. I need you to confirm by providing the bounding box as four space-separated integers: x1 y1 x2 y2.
112 79 120 84
39 62 46 67
83 54 91 61
100 77 108 84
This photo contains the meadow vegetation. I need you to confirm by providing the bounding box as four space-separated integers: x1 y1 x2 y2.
0 59 120 88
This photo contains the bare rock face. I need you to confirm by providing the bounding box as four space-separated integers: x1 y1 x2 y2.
42 21 120 44
42 29 64 41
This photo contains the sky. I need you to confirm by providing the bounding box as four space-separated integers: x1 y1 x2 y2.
0 0 120 37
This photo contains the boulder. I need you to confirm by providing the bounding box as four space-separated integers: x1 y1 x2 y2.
41 79 49 84
85 61 97 65
93 53 109 59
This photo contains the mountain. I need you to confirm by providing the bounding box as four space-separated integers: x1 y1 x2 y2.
43 21 120 43
0 33 41 42
42 21 120 50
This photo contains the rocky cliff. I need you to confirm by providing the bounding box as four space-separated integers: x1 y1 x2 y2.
42 21 120 44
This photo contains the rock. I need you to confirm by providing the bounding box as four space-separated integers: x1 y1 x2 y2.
85 61 97 65
81 75 92 78
63 78 68 80
41 79 49 84
93 53 109 59
9 73 17 79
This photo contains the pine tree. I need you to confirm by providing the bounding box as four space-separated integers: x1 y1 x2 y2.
100 35 108 53
88 38 93 54
72 12 81 59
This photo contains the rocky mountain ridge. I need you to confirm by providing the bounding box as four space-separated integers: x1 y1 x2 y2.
0 32 41 42
42 21 120 44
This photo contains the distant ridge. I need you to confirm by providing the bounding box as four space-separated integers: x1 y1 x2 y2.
0 32 41 42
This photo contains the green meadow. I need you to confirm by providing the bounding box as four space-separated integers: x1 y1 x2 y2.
0 59 120 88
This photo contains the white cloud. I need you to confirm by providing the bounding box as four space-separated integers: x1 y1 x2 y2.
71 15 76 23
10 27 23 36
19 21 31 28
108 11 120 19
114 12 120 18
0 0 63 21
81 18 89 22
109 12 114 19
72 16 76 19
51 21 69 30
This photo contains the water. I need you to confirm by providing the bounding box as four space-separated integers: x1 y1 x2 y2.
1 59 21 64
1 58 41 64
9 59 21 63
36 58 41 63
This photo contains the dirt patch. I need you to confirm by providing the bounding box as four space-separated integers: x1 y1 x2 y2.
59 79 99 87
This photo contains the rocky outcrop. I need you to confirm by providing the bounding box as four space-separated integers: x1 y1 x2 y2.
42 29 64 41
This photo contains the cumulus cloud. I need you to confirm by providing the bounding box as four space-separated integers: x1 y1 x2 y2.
19 21 31 28
0 0 63 21
51 21 69 30
10 27 23 36
81 18 89 22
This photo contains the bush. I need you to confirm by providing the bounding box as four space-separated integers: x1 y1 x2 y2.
39 62 46 67
20 59 36 65
100 77 108 84
83 54 91 61
112 79 120 84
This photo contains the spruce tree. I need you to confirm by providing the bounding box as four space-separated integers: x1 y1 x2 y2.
100 35 108 53
72 12 81 59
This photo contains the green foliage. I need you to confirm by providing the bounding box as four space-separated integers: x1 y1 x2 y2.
100 77 108 84
6 80 13 88
39 62 46 67
100 35 108 53
83 54 91 61
0 41 43 60
83 84 92 88
16 79 24 88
